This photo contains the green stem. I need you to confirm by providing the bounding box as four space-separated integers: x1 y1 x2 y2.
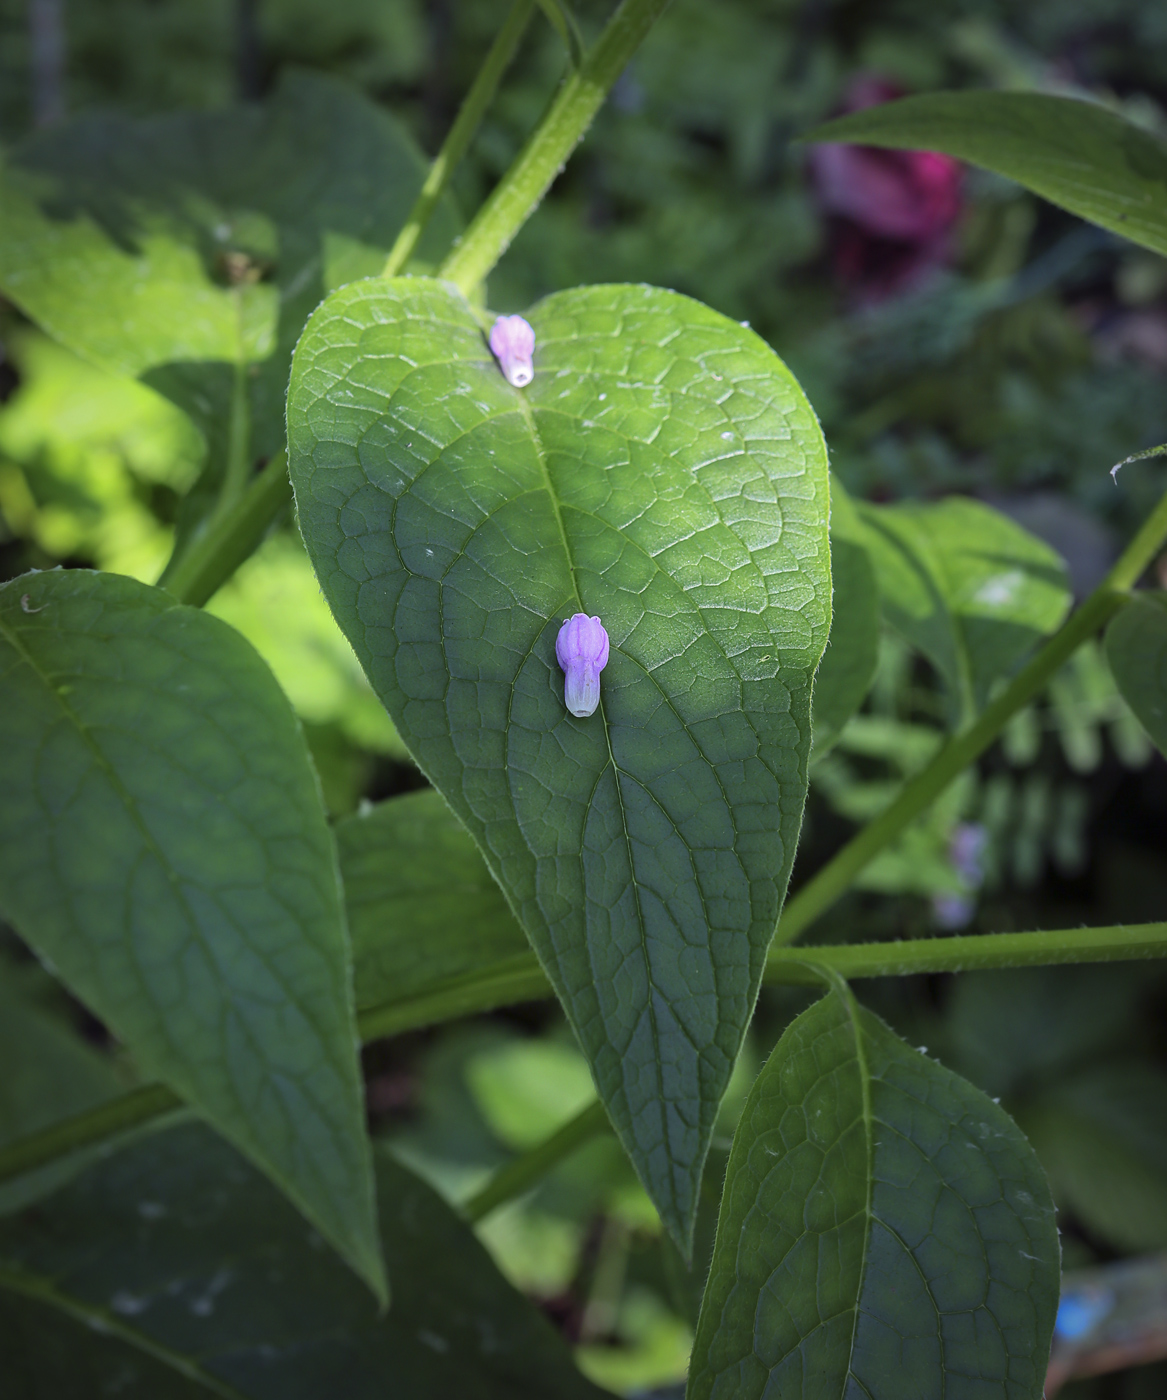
439 0 671 292
6 921 1166 1190
775 482 1167 946
461 1098 609 1224
161 450 292 608
383 0 535 279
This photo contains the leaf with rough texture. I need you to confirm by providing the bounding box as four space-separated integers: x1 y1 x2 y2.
1105 591 1167 757
0 70 458 545
813 479 879 756
806 91 1167 259
338 790 529 1011
856 497 1070 725
0 1121 607 1399
689 979 1059 1400
287 277 832 1250
0 569 383 1300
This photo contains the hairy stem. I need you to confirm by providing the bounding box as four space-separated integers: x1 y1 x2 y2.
461 1099 609 1224
439 0 671 292
775 482 1167 945
161 450 292 608
5 921 1165 1189
383 0 536 278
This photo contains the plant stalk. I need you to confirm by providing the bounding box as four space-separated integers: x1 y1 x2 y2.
383 0 536 278
439 0 671 292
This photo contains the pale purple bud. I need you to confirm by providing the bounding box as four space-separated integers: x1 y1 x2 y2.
555 613 609 718
489 314 535 387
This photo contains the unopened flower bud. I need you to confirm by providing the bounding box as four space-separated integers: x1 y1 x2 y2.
489 314 535 387
555 613 609 718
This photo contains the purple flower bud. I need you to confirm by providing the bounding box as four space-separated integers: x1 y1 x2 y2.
489 314 535 388
555 613 609 718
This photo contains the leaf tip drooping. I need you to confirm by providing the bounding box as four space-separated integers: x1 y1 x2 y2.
555 613 609 718
489 314 535 387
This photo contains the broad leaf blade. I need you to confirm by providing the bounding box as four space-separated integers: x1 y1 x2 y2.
1105 591 1167 756
338 790 530 1011
806 91 1167 258
689 981 1059 1400
0 70 458 547
0 1122 607 1399
0 570 384 1300
857 497 1070 724
287 277 832 1249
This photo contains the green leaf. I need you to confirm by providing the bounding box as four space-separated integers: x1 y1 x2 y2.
813 479 879 756
856 497 1070 725
287 277 832 1249
0 1121 607 1399
0 569 384 1301
688 979 1059 1400
1105 591 1167 757
338 790 530 1012
0 70 458 548
805 91 1167 259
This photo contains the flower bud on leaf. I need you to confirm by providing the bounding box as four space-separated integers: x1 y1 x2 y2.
489 314 535 387
555 613 609 718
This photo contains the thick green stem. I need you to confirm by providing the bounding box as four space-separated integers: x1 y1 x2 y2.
775 482 1167 946
439 0 671 292
383 0 536 279
5 921 1165 1190
461 1098 609 1224
161 450 292 608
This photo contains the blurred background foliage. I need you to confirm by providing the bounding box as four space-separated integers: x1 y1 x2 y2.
2 1 1167 1394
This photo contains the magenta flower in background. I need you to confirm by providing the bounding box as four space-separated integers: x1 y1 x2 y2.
809 76 963 303
489 314 535 387
555 613 609 718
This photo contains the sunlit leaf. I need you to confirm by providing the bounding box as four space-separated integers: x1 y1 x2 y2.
806 91 1167 258
689 978 1059 1400
287 276 832 1250
0 569 383 1300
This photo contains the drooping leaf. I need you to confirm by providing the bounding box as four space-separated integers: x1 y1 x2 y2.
337 790 530 1011
813 478 879 756
287 277 832 1249
0 569 384 1300
805 91 1167 259
1105 591 1167 757
688 979 1059 1400
0 1121 607 1399
0 70 459 549
856 496 1070 725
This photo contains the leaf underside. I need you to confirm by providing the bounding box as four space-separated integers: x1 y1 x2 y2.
0 570 383 1300
689 983 1060 1400
287 277 831 1248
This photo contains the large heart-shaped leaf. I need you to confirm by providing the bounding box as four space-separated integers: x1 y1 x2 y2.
0 1121 606 1399
0 570 383 1300
287 277 832 1248
856 497 1070 725
1105 591 1167 757
806 91 1167 259
688 977 1059 1399
0 70 457 549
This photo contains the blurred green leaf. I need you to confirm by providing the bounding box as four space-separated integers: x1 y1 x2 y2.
0 569 383 1300
0 70 458 547
1106 591 1167 758
287 276 831 1251
0 1121 607 1398
857 496 1071 724
337 790 529 1011
688 980 1059 1400
1023 1062 1167 1252
806 91 1167 259
466 1040 595 1151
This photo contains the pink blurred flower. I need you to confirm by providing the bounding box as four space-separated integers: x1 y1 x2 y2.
809 77 963 302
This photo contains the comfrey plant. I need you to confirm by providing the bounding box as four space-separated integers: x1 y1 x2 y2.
0 4 1166 1395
